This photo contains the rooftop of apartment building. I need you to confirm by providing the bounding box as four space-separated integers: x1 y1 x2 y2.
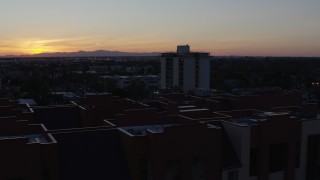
74 93 148 109
232 87 288 96
1 86 320 180
0 98 33 114
0 98 53 145
51 128 131 180
161 44 210 57
105 108 194 127
119 124 172 136
161 52 210 57
0 128 52 144
0 115 56 144
119 122 242 172
31 104 82 130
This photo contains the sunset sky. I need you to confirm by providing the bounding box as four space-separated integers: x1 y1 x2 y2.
1 0 320 56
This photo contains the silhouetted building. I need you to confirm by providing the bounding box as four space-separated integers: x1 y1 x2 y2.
0 98 59 180
1 88 320 180
32 104 82 130
52 128 131 180
119 123 223 180
72 93 149 126
161 45 211 93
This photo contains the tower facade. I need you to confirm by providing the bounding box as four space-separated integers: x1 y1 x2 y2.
161 45 211 93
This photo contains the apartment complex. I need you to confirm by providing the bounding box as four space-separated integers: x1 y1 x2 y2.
1 88 320 180
0 98 59 180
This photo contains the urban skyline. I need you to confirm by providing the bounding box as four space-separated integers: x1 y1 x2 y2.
1 0 320 57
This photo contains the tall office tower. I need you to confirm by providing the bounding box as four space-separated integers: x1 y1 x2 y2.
161 45 211 93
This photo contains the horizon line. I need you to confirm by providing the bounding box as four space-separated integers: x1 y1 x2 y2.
1 49 320 58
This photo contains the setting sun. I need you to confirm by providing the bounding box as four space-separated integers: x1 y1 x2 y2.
18 39 62 55
32 47 46 54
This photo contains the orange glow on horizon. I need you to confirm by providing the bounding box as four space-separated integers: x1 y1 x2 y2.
0 36 319 57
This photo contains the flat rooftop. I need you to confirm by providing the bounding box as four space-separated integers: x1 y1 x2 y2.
120 125 173 136
180 108 209 113
230 117 259 125
0 133 48 143
259 111 290 117
161 52 210 57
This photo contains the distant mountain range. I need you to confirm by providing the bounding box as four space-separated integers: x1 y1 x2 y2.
2 50 161 57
